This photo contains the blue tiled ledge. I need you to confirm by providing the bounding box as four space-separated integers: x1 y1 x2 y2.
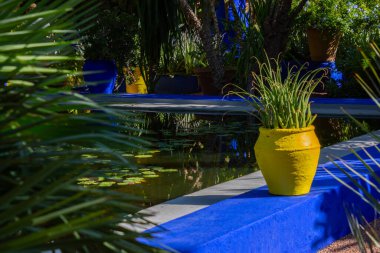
139 145 380 253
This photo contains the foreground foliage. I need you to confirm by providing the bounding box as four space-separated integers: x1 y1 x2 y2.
325 43 380 252
0 1 153 252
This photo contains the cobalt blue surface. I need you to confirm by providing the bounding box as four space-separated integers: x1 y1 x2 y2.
282 61 344 89
82 60 117 94
139 145 380 253
216 0 247 50
310 61 343 88
310 97 377 105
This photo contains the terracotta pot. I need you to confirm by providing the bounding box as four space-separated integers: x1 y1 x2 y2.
307 28 341 62
254 126 320 196
194 67 236 95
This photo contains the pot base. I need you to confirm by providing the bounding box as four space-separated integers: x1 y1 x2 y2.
194 67 236 95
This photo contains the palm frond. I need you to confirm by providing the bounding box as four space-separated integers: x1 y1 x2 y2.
325 42 380 251
0 1 155 252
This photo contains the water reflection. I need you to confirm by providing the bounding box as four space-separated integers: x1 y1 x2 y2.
84 112 380 208
117 113 260 207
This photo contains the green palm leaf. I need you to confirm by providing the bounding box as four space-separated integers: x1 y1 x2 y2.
0 1 155 252
324 43 380 252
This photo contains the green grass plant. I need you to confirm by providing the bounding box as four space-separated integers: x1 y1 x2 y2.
324 43 380 252
227 55 326 129
355 43 380 107
162 31 207 75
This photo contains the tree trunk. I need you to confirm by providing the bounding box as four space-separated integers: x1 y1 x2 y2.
263 0 307 59
178 0 225 89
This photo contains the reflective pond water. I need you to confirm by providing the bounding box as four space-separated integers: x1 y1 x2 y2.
78 113 380 208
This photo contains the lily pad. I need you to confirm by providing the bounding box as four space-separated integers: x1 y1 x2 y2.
155 168 178 173
123 177 145 184
78 177 91 182
78 180 98 185
98 182 116 187
143 174 160 178
142 171 157 175
117 182 131 186
109 176 123 180
134 154 153 159
147 150 160 154
81 154 98 159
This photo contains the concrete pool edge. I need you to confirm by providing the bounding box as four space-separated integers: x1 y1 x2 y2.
121 130 380 234
88 94 380 117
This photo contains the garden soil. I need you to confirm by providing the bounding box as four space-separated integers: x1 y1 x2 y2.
319 220 380 253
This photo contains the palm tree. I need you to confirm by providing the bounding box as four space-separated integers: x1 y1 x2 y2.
178 0 225 88
178 0 308 90
0 0 154 252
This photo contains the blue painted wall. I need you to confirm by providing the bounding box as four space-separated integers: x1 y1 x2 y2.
139 145 380 252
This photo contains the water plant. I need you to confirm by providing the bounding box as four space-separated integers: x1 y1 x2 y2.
227 55 326 129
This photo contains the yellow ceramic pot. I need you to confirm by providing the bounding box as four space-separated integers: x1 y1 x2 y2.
126 67 147 94
254 126 320 196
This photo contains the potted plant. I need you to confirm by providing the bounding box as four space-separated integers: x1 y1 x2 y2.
81 7 139 94
300 0 349 62
124 66 148 94
177 0 227 95
155 31 207 95
227 56 326 195
194 49 238 95
136 0 184 93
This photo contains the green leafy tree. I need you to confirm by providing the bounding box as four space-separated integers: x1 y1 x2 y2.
178 0 225 89
179 0 308 90
137 0 183 92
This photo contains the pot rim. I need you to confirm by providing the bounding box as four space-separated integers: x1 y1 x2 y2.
193 66 237 73
259 125 315 133
307 28 342 36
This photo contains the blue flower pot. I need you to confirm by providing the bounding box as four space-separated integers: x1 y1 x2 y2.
83 60 117 94
155 75 200 94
